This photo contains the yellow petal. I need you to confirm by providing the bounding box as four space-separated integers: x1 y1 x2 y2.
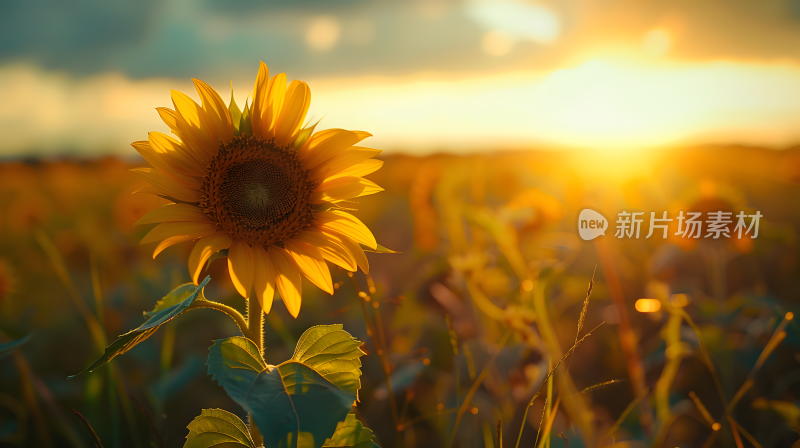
146 132 208 176
153 235 196 259
131 141 201 190
284 239 333 294
135 203 209 226
251 245 276 314
292 230 357 271
141 222 216 245
251 62 270 135
156 107 213 163
170 90 219 156
228 241 255 298
299 129 366 171
315 210 377 249
268 246 302 318
324 159 383 182
353 130 372 140
258 73 287 138
310 146 381 181
322 230 369 274
193 79 234 144
130 168 201 203
311 176 383 203
188 233 233 284
132 184 160 196
274 80 310 147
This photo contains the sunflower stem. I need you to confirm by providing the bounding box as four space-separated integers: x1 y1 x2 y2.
246 297 265 353
187 300 247 334
245 297 265 447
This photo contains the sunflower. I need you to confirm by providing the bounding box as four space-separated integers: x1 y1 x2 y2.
132 62 384 317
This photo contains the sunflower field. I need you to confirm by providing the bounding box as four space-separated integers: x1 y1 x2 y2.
1 79 800 448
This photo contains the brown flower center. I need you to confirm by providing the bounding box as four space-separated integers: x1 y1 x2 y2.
200 135 316 246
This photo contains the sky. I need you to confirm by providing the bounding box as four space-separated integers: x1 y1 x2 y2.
3 0 800 156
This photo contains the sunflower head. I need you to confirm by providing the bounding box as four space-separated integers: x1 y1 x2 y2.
133 62 385 317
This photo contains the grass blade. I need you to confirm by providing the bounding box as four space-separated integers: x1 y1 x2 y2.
73 409 105 448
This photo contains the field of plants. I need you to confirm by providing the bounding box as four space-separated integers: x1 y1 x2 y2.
1 145 799 448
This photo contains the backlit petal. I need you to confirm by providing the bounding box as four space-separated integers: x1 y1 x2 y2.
259 73 287 138
188 233 233 284
310 146 381 182
251 62 270 136
324 159 383 182
274 80 310 146
251 245 276 314
171 90 219 156
268 246 302 318
299 129 367 171
193 79 235 144
284 239 333 294
131 168 201 203
153 235 196 259
311 176 383 203
291 231 356 271
322 230 369 275
156 107 214 162
131 140 200 189
147 132 207 176
315 210 377 249
141 222 216 245
135 203 209 226
228 241 255 298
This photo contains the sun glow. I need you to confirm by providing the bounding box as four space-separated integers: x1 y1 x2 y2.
4 59 800 155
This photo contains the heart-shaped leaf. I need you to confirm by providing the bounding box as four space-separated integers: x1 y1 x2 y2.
207 325 366 448
291 324 366 398
322 413 380 448
185 408 255 448
71 276 211 377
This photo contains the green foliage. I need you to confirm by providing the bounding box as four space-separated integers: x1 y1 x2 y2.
0 334 31 360
70 276 211 377
290 324 366 397
185 409 256 448
239 100 252 135
291 120 319 150
144 282 207 318
229 89 242 135
322 413 380 448
205 325 376 448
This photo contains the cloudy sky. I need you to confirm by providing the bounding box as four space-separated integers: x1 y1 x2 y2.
3 0 800 155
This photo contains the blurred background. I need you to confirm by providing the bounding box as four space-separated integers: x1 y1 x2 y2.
2 1 800 447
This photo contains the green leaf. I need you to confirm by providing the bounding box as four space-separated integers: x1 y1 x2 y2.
239 99 252 135
322 413 380 448
206 337 268 403
229 87 242 135
144 282 207 319
0 334 32 360
359 244 399 254
291 119 320 150
207 325 366 448
70 276 211 377
185 408 256 448
290 324 366 397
